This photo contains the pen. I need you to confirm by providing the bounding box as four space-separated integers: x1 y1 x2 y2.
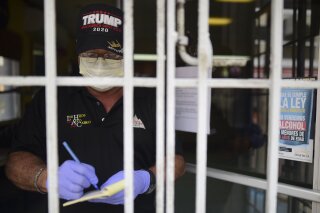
62 141 98 190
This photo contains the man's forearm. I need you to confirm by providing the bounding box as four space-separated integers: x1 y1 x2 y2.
5 151 47 192
173 155 185 179
149 155 186 180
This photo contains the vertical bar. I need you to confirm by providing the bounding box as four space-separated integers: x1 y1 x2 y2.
123 0 134 212
156 0 165 212
297 0 306 78
309 37 314 78
44 0 59 212
312 35 320 213
265 13 271 78
166 0 176 212
116 0 122 9
258 19 261 78
266 0 284 212
195 0 211 212
292 0 297 78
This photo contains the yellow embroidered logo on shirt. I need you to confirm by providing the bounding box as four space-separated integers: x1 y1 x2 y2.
67 114 92 128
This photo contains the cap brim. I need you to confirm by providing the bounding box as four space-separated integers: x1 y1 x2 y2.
76 35 123 56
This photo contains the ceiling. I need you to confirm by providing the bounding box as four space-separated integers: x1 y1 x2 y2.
21 0 258 56
23 0 157 53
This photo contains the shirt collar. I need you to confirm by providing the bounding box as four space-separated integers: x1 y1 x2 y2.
79 87 124 112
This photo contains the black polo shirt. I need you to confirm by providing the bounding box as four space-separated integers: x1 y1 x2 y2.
12 87 183 213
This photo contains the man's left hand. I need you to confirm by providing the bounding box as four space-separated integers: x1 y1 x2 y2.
89 170 150 205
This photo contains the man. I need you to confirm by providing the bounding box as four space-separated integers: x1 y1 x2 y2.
5 3 185 213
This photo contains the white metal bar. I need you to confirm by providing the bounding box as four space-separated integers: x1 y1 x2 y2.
133 54 250 66
176 78 269 89
282 80 320 88
57 77 124 86
278 183 320 203
176 0 198 66
0 77 263 88
116 0 122 9
0 77 47 86
123 0 134 212
177 0 251 67
206 79 270 88
266 0 284 212
166 0 177 212
187 164 267 190
212 55 249 67
57 77 157 87
186 164 320 203
132 78 158 87
0 77 152 87
177 79 304 90
156 0 165 212
312 35 320 213
44 0 59 212
195 0 211 212
174 79 198 87
134 54 159 61
2 77 320 89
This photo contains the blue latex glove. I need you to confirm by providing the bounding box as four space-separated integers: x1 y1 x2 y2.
47 160 98 200
90 170 150 205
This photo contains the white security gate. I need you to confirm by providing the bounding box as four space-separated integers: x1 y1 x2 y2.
0 0 319 213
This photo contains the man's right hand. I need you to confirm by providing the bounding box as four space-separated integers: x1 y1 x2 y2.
49 160 98 200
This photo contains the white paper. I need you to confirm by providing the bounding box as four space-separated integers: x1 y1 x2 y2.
279 139 314 163
175 66 211 134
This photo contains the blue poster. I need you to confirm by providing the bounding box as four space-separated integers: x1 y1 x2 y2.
279 88 314 162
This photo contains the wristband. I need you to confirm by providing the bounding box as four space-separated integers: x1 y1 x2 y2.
34 167 46 194
144 169 156 194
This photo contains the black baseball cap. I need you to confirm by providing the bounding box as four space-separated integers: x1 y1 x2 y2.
76 3 123 56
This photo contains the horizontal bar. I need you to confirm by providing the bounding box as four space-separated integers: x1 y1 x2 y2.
132 78 158 87
175 79 271 88
0 77 158 87
132 54 251 67
175 79 320 89
282 80 320 88
207 79 271 88
0 77 47 86
134 54 161 61
1 77 319 90
279 183 320 202
58 77 158 87
174 79 198 87
186 163 267 190
57 77 124 86
212 55 250 67
186 163 320 203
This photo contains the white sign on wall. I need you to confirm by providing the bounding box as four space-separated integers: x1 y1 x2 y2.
175 66 211 134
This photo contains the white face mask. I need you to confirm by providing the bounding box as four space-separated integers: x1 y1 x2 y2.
79 57 124 92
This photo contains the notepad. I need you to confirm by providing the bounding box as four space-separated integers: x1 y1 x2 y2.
63 180 125 207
